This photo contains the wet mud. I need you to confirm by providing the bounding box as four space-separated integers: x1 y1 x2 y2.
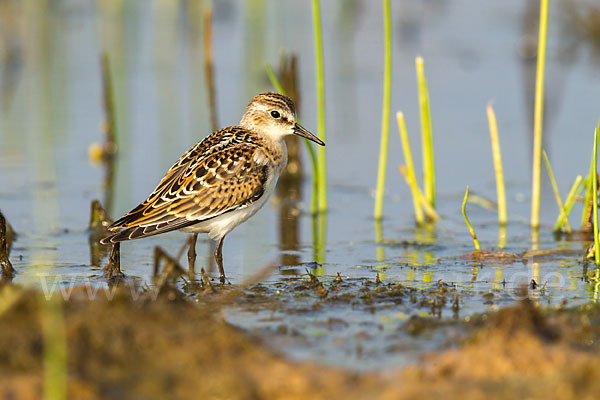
1 282 600 399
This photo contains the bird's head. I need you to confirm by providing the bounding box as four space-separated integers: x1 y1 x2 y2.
240 92 325 146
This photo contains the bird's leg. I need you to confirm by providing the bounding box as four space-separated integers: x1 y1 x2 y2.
187 233 197 279
214 236 226 284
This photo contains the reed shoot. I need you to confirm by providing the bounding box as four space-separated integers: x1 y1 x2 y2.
554 176 584 232
581 158 595 229
396 112 424 225
265 63 284 94
530 0 549 229
311 0 327 213
374 0 392 220
593 123 600 265
462 185 480 251
542 150 571 233
416 56 436 209
398 166 439 222
486 104 506 225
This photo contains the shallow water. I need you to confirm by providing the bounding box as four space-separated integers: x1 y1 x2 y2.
1 0 600 369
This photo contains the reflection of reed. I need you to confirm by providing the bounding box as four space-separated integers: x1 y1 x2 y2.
312 213 326 275
276 53 303 268
374 218 387 280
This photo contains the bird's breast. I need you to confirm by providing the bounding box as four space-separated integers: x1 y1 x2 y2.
254 139 287 175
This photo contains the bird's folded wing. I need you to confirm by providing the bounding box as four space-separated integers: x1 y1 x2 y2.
102 145 269 242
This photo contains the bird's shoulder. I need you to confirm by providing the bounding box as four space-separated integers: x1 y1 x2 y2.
175 126 268 168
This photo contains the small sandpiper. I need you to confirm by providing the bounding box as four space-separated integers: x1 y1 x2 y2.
101 92 325 282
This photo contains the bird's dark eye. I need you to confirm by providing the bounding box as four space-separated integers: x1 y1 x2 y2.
270 110 281 119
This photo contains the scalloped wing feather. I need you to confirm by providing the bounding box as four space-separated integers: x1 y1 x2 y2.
100 127 271 244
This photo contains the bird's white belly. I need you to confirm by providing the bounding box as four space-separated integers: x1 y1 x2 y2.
180 169 280 240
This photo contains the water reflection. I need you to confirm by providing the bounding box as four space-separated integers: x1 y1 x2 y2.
0 0 598 309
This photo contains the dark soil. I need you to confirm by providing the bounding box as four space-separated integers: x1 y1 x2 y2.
1 281 600 399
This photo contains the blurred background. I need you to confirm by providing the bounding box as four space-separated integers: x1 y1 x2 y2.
1 0 600 294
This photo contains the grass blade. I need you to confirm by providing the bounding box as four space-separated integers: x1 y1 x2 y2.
530 0 549 229
542 150 572 233
374 0 392 220
486 104 506 225
554 176 584 232
593 123 600 265
462 186 480 251
311 0 327 213
398 166 439 222
581 158 595 230
396 112 424 225
416 56 435 208
265 63 284 93
40 294 67 400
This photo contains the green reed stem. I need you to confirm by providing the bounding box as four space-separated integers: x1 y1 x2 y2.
542 150 572 233
265 63 284 95
396 112 424 225
530 0 549 230
416 56 436 209
373 0 392 220
554 176 584 232
582 158 595 229
40 293 67 400
593 123 600 266
462 185 480 251
311 0 327 213
486 104 506 226
398 165 439 222
266 63 319 213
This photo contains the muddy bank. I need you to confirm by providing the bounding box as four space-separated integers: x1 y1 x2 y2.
1 284 600 399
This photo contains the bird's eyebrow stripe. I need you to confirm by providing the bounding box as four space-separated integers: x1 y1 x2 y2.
259 99 295 114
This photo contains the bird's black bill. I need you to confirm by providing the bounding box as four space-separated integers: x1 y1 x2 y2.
293 123 325 146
